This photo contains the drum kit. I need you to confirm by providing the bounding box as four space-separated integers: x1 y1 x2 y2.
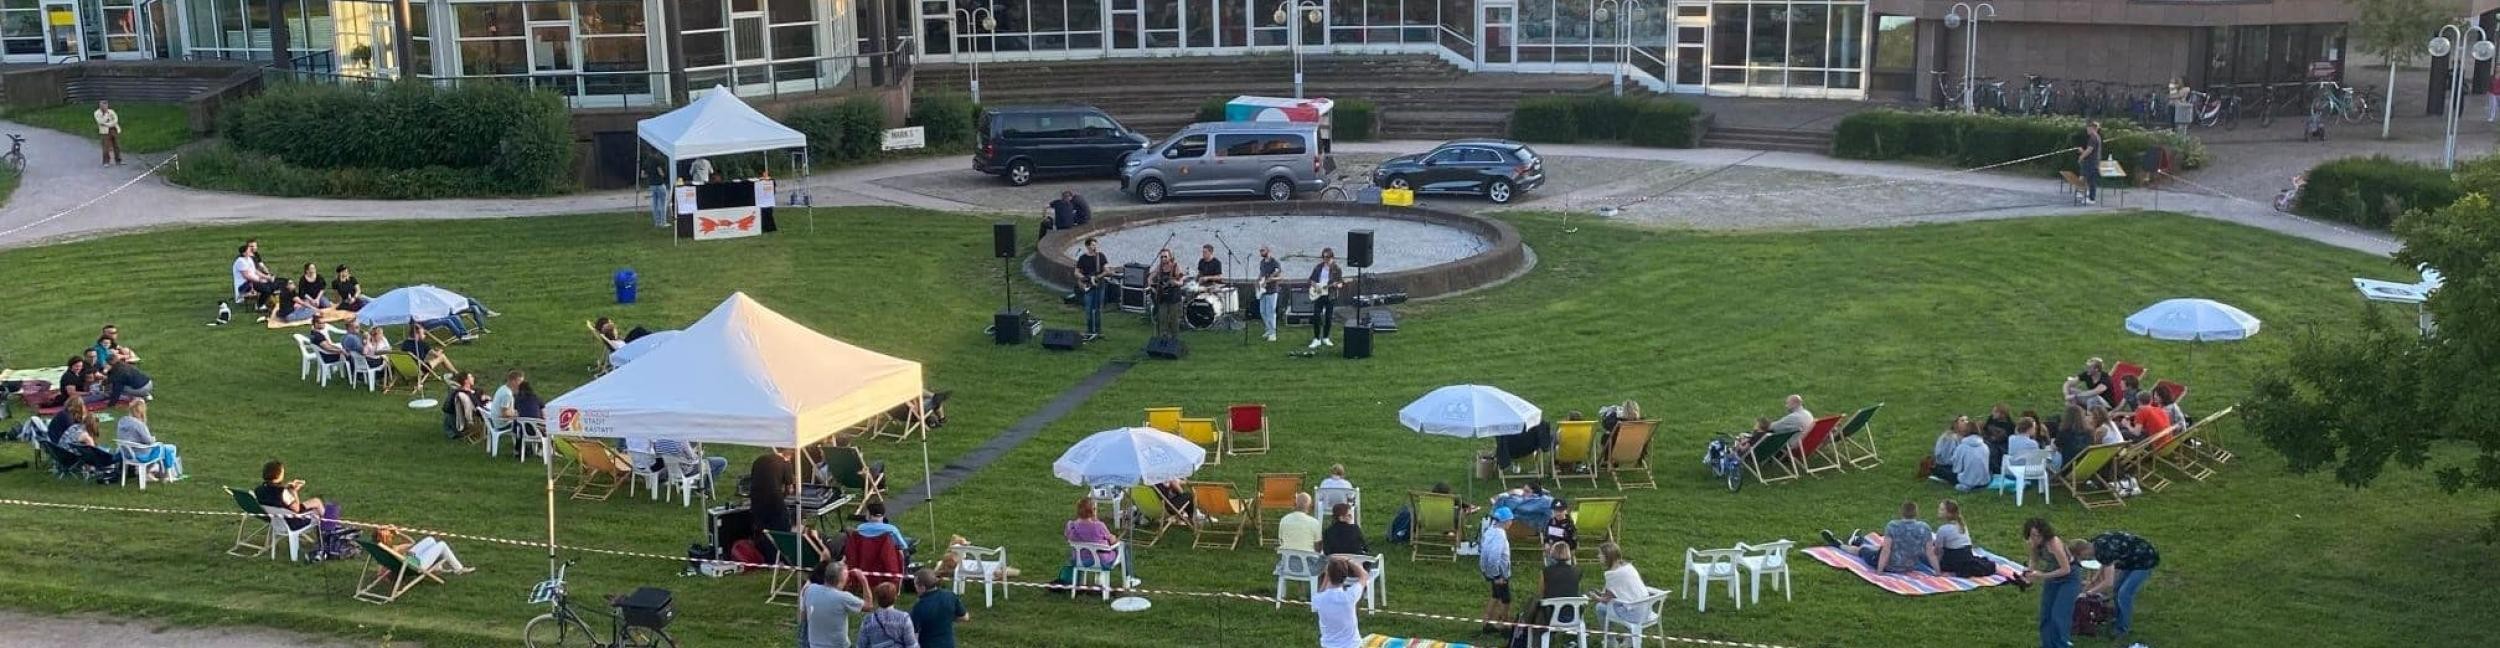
1181 281 1241 331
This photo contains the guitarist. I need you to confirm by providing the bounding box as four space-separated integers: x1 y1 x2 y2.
1149 248 1187 340
1075 238 1113 341
1256 245 1283 342
1306 247 1344 350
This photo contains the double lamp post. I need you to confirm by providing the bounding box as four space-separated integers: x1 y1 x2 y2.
1943 2 1994 114
2428 20 2494 170
954 5 997 103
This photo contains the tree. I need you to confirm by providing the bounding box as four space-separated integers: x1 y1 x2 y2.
2348 0 2449 138
2246 157 2500 540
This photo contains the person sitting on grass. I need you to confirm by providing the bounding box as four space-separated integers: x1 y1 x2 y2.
1928 416 1970 482
1321 501 1370 556
1948 421 1993 492
331 265 368 311
1489 480 1556 532
856 582 918 648
1820 499 1936 575
1933 499 1995 578
375 525 474 575
92 324 137 366
254 460 342 533
48 356 98 408
266 280 326 325
114 401 182 481
101 356 152 404
1982 403 2017 469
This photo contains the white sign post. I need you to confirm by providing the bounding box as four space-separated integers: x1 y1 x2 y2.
882 126 928 151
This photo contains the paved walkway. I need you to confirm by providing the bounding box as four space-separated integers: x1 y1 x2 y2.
0 120 2405 257
0 610 364 648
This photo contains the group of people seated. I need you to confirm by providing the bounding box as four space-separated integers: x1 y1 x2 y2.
6 324 181 483
437 370 546 450
29 398 183 482
1473 501 1653 641
1922 357 2192 496
1820 499 2001 578
1490 400 1645 472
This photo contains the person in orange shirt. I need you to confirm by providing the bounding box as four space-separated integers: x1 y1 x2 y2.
2131 390 2174 438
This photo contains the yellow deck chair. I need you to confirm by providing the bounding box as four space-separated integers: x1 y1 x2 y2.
1144 407 1183 433
1553 420 1600 487
1407 491 1466 561
1177 417 1223 464
1126 484 1180 548
2061 442 2130 509
1571 497 1626 562
1601 420 1658 490
1189 482 1251 550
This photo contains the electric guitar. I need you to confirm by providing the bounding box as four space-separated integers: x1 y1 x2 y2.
1307 280 1337 301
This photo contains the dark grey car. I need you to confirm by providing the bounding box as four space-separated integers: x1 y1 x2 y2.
1369 139 1546 204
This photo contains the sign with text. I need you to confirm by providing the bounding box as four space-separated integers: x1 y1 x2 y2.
881 126 927 151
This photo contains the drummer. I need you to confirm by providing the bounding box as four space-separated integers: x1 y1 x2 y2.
1195 244 1225 286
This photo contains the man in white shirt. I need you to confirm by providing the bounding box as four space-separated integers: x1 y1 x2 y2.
1312 556 1369 648
94 100 121 165
1275 493 1322 553
1769 394 1813 435
489 370 522 419
687 157 714 183
230 243 275 301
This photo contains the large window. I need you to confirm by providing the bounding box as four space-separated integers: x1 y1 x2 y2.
918 0 1441 58
2206 23 2344 88
679 0 845 94
1702 0 1866 95
181 0 336 63
4 0 42 56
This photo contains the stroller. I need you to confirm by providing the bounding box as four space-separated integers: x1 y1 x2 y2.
1703 435 1745 493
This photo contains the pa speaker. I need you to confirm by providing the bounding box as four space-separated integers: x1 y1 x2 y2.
1346 229 1375 268
1342 325 1374 359
993 222 1017 258
1144 336 1188 360
992 310 1030 344
1040 328 1082 351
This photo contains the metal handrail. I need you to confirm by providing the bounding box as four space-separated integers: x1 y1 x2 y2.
262 48 915 109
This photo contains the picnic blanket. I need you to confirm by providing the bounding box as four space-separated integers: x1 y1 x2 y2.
1802 534 2026 596
1360 635 1480 648
2 367 65 385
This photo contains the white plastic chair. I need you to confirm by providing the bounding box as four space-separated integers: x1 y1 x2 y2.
656 453 708 506
1272 548 1325 608
626 450 666 500
1602 586 1670 648
259 505 320 562
1069 540 1128 600
1682 546 1745 612
289 334 320 381
950 544 1011 608
116 439 163 490
1538 596 1591 648
1735 540 1794 604
512 417 553 465
348 354 386 391
2001 448 2054 506
1330 552 1387 610
1314 486 1361 526
477 406 514 457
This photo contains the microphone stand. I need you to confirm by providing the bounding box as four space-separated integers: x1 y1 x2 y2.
1211 231 1247 345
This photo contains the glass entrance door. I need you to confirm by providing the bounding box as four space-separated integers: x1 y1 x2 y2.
1106 0 1143 50
41 0 78 61
1476 2 1511 64
1670 3 1704 92
96 0 138 58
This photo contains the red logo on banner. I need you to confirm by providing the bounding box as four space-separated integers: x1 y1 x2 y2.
557 408 583 433
697 216 756 235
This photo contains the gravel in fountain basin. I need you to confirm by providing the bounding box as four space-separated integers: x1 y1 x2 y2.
869 152 1661 214
1070 213 1494 276
1592 165 2067 230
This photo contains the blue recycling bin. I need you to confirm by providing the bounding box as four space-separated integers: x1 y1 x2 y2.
614 268 638 304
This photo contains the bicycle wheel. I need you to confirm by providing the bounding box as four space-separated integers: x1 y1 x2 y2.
4 151 22 173
2257 96 2277 128
523 613 597 648
1318 186 1348 202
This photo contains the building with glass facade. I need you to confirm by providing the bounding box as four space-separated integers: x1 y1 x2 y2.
26 0 2493 104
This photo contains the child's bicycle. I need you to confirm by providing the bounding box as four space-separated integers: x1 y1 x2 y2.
1704 434 1744 493
523 560 677 648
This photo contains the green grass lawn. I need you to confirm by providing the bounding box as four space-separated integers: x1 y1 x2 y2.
0 208 2488 648
4 101 195 154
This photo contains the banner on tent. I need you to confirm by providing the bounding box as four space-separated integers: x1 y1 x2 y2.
554 407 614 436
673 179 779 241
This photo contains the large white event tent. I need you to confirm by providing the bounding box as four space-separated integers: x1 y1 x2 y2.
540 292 921 574
636 85 809 184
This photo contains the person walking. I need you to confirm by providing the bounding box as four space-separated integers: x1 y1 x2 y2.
2019 518 2079 648
94 100 123 166
2167 78 2193 134
2076 120 2103 206
2486 72 2498 123
2077 531 2160 640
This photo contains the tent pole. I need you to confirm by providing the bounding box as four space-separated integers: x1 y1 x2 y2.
544 436 558 579
793 446 806 634
922 438 936 543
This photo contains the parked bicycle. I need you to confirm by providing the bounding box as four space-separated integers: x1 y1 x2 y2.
522 561 677 648
2189 90 2239 130
1316 164 1378 202
2313 81 2372 124
3 134 23 173
2018 75 2057 116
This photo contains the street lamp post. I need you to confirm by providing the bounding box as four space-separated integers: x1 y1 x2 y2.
1943 2 1994 113
953 6 997 103
1594 0 1643 96
1274 0 1324 98
2429 22 2495 170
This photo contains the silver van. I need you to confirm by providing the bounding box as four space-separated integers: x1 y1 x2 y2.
1119 122 1334 204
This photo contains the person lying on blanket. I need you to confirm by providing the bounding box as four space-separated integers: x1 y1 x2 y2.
1819 500 1938 575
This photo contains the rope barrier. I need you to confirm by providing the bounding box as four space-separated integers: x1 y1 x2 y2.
0 153 178 240
0 496 1794 648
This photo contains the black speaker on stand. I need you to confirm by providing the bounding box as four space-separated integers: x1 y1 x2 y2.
991 222 1026 344
1344 229 1376 359
1346 229 1374 269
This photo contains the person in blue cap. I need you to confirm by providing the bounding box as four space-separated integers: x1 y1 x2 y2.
1478 506 1514 635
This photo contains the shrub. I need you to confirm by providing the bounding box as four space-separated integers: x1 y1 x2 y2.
907 93 978 149
1831 109 2209 185
2297 156 2461 229
212 81 572 196
1571 95 1641 141
167 142 506 199
1625 100 1702 148
791 97 891 164
1333 99 1376 141
1197 97 1230 123
1509 97 1580 144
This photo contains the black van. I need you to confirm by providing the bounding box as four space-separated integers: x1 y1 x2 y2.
973 105 1150 186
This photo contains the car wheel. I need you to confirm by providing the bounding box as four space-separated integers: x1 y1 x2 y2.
1485 178 1515 204
1137 178 1168 204
1006 160 1034 186
1384 175 1413 190
1265 178 1294 201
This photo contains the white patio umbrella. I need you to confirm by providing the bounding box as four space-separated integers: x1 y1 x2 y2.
2124 298 2262 390
354 285 474 327
1053 427 1208 612
1400 385 1542 498
606 330 681 368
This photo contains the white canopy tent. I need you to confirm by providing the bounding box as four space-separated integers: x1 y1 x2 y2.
539 292 922 579
636 86 809 184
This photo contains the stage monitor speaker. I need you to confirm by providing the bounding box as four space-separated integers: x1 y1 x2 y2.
1040 328 1082 351
993 222 1017 258
1346 229 1375 268
1342 325 1374 359
1144 336 1188 360
993 310 1030 344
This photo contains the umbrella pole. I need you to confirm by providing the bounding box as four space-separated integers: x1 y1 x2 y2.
544 437 558 579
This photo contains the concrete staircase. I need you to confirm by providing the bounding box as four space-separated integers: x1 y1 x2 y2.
915 55 1615 141
63 73 233 103
1699 125 1832 154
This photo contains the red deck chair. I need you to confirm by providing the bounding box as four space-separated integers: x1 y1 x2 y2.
1792 415 1848 476
1225 404 1271 456
2153 380 2186 406
841 531 908 590
2109 361 2145 405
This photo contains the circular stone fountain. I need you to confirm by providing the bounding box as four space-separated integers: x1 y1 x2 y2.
1033 202 1530 300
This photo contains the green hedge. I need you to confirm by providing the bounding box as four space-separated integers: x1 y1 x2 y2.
217 81 572 196
789 96 891 164
167 142 517 199
1196 97 1229 123
907 93 979 149
1832 109 2208 185
2295 156 2461 229
1333 99 1377 141
1509 95 1698 148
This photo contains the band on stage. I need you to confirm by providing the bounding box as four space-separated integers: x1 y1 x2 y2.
1070 236 1345 348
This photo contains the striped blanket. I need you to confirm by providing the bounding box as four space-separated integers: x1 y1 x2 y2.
1801 534 2026 596
1361 634 1481 648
